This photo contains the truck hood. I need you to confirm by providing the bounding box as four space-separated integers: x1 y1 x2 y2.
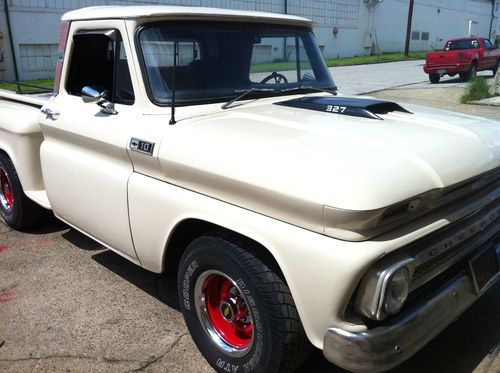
159 95 500 240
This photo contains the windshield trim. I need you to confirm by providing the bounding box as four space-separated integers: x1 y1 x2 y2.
135 21 335 107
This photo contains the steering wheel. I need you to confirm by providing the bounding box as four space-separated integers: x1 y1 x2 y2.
260 71 288 84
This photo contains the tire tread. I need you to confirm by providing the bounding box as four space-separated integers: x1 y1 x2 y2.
205 231 311 373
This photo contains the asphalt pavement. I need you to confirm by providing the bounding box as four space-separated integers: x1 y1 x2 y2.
1 217 499 373
331 59 495 95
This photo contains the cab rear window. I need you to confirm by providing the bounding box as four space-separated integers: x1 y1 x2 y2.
444 39 479 51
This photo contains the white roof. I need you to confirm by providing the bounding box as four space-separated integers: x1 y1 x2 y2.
62 5 312 27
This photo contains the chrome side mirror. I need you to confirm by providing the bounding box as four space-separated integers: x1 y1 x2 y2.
82 86 104 103
81 86 118 115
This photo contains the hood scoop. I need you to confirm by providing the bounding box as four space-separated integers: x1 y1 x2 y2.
275 96 412 120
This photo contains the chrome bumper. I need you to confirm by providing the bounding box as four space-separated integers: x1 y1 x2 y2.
324 243 500 373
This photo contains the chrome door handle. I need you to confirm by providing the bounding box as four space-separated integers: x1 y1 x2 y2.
41 107 60 120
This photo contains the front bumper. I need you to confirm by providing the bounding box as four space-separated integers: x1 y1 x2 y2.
323 241 500 373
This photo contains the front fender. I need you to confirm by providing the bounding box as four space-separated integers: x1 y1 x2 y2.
127 173 443 349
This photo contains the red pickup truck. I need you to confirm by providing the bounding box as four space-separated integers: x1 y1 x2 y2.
424 37 500 83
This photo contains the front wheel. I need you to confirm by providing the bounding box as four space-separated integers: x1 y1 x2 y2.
464 63 477 81
178 234 310 373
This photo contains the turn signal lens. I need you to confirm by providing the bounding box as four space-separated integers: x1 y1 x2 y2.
383 267 409 315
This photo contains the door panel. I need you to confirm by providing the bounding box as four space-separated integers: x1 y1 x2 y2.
39 20 141 261
40 97 138 260
482 39 495 69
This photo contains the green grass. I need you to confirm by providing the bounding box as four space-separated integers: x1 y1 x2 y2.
460 76 493 103
251 61 294 73
250 51 429 73
0 79 54 93
324 51 429 67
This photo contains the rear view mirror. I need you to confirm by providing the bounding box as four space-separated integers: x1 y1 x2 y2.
81 86 117 115
81 86 104 103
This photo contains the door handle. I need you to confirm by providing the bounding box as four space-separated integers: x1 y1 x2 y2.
41 107 60 120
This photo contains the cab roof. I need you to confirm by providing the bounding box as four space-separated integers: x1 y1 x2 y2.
62 5 313 27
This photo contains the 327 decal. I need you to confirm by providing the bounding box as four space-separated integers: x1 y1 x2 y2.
325 105 347 113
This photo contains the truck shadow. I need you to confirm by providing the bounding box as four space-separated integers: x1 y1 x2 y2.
62 228 105 251
436 73 494 85
62 231 499 373
91 249 181 312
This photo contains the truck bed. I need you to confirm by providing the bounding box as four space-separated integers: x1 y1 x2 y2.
0 89 51 209
0 88 52 107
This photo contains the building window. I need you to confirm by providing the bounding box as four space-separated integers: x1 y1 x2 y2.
411 31 420 41
19 44 58 73
421 32 430 41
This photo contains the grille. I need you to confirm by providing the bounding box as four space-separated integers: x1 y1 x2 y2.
408 199 500 286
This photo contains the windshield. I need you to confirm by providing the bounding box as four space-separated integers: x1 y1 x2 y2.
138 22 336 105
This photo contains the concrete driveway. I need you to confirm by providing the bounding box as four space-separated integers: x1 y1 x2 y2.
331 59 496 95
1 217 499 373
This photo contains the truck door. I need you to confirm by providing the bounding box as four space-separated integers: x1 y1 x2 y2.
39 22 140 262
482 39 497 69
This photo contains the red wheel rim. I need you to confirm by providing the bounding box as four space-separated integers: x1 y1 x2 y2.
203 273 253 350
0 168 13 209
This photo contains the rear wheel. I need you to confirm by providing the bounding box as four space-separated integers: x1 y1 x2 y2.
0 152 43 229
429 73 440 84
493 59 499 76
178 233 311 373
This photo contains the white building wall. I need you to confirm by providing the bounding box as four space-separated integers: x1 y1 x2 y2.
373 0 495 53
288 0 373 59
0 0 498 80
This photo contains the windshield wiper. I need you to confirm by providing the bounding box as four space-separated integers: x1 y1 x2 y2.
221 88 276 109
281 85 338 95
221 85 337 110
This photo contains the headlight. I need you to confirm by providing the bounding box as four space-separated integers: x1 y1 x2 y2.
383 267 409 315
354 257 413 320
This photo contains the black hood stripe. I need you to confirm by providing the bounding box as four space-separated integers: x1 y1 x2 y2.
274 96 412 120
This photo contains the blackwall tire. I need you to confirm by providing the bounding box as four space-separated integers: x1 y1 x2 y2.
178 233 311 373
0 152 43 229
467 63 477 80
429 73 440 84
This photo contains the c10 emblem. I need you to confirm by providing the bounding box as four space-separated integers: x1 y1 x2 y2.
130 138 155 156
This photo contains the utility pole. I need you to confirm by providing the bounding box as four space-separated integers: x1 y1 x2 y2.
404 0 415 57
3 0 19 81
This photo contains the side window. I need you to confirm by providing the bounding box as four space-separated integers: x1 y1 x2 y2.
66 29 134 105
484 39 494 50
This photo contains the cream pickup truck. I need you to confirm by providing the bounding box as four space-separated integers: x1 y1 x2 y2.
1 6 499 373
